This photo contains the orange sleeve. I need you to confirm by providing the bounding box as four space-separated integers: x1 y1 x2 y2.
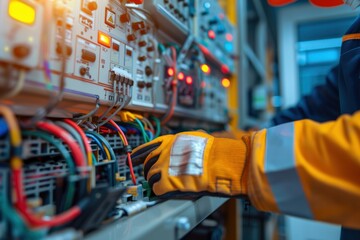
248 111 360 229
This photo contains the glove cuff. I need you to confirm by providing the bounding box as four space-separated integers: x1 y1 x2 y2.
208 136 250 196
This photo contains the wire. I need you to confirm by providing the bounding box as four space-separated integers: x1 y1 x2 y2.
141 117 155 136
85 133 109 160
37 122 87 170
97 95 132 127
73 95 100 121
22 131 76 211
0 106 82 228
0 70 26 99
161 47 178 125
22 9 68 127
151 116 161 138
98 80 118 123
64 119 92 168
86 131 116 161
108 120 136 185
134 118 150 143
56 121 86 158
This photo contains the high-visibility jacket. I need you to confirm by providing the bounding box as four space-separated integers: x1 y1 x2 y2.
248 16 360 231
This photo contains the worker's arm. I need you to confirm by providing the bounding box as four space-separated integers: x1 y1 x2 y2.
131 111 360 229
271 65 340 125
249 111 360 229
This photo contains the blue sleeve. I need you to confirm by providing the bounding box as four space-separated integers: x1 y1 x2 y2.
271 65 340 126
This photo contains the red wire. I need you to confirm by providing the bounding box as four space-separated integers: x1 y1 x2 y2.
108 120 137 185
64 119 92 165
37 121 87 171
12 121 86 228
13 162 81 228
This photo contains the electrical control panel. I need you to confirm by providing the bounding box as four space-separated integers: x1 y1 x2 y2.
0 0 236 239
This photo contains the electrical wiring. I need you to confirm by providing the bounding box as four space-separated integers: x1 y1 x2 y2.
134 118 150 143
150 116 161 138
22 9 68 127
56 121 86 158
161 46 178 125
97 94 132 127
141 117 155 136
73 95 100 121
108 120 136 185
64 119 92 168
22 131 75 211
0 106 83 228
0 70 26 99
85 133 109 160
85 131 116 161
98 80 118 123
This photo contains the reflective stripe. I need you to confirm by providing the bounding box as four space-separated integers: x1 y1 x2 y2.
265 122 313 219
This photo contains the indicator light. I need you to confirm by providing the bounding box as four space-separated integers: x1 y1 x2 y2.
208 30 216 39
201 81 206 88
178 72 185 81
201 64 211 74
221 64 230 74
98 31 111 48
9 0 36 25
221 78 231 88
186 76 193 85
226 33 233 42
167 67 175 77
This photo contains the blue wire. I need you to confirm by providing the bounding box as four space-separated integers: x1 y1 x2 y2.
85 133 107 159
0 118 8 137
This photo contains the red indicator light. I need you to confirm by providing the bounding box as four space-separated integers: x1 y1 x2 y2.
208 30 216 39
222 78 231 88
221 64 230 74
167 67 175 77
201 64 211 74
226 33 233 42
178 72 185 80
186 76 193 85
201 81 206 88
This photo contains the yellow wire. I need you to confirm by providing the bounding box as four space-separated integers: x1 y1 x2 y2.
102 144 111 160
0 106 21 148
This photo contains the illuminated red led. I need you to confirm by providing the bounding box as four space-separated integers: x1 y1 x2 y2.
221 64 230 74
226 33 233 42
186 76 193 85
178 72 185 80
221 78 231 88
208 30 216 39
201 64 211 74
167 67 175 77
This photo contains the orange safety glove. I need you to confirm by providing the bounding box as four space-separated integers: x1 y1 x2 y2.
211 129 255 140
131 131 251 198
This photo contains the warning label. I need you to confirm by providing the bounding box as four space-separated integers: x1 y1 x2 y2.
105 8 116 28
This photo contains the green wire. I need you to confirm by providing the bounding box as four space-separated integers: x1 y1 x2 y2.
134 118 150 143
0 194 46 239
92 153 97 165
151 116 161 138
22 131 76 211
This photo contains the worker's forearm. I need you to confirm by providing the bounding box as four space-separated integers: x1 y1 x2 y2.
248 112 360 229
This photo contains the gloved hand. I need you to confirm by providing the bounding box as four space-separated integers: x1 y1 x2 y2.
131 131 251 198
